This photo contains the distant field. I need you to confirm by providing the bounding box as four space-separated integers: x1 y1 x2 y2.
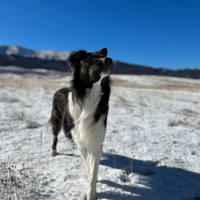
1 72 200 91
112 75 200 91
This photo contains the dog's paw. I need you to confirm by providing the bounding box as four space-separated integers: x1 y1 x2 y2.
49 150 56 157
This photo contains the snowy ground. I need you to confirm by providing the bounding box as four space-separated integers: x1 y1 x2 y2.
0 67 200 200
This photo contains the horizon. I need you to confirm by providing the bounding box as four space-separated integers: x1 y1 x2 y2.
1 0 200 69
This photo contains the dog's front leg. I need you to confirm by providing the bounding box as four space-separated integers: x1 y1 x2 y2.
85 148 101 200
79 147 90 181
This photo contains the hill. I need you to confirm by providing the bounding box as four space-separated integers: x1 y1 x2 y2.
0 45 200 78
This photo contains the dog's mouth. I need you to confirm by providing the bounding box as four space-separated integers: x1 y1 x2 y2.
102 67 111 74
102 57 114 74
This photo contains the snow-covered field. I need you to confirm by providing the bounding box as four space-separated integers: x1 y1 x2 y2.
0 68 200 200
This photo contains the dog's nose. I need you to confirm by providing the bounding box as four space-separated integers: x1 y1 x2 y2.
104 57 113 65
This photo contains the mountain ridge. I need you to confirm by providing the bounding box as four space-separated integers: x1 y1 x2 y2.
0 45 200 79
0 45 74 61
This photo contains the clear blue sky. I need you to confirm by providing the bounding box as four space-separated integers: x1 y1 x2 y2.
0 0 200 69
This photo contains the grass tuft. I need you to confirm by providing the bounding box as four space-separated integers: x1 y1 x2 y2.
0 161 40 200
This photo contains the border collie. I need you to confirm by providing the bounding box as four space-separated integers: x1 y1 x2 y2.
49 48 114 200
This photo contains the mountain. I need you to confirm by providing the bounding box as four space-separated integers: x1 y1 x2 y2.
0 45 74 72
0 45 200 78
113 61 200 79
0 45 74 61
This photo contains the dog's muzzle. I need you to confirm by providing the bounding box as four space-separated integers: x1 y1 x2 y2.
101 57 114 74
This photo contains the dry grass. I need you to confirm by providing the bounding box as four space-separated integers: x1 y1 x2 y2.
0 75 70 91
7 110 26 121
181 108 200 117
168 118 189 127
112 76 200 91
0 161 39 200
1 74 200 92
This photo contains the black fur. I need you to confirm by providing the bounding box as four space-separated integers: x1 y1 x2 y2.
94 76 111 126
49 88 73 141
49 48 113 153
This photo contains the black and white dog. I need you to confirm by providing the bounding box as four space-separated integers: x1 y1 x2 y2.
49 48 113 200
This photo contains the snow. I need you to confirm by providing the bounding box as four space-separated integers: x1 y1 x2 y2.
0 69 200 200
0 45 73 61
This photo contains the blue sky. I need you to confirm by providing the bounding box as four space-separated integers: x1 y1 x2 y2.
0 0 200 69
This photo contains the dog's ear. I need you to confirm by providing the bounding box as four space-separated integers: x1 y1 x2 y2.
96 48 107 57
68 50 87 70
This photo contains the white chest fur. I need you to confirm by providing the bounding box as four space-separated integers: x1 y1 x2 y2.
68 80 106 152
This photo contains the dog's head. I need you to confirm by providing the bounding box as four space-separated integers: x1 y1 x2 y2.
68 48 114 84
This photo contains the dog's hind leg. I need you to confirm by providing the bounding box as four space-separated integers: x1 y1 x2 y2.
63 108 73 140
49 105 62 156
49 88 70 156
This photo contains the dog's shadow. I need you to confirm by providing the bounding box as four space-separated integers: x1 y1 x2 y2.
99 153 200 200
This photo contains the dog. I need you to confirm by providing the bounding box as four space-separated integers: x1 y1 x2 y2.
49 48 114 200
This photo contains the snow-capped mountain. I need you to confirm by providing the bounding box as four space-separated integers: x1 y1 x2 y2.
0 45 74 61
0 45 200 78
